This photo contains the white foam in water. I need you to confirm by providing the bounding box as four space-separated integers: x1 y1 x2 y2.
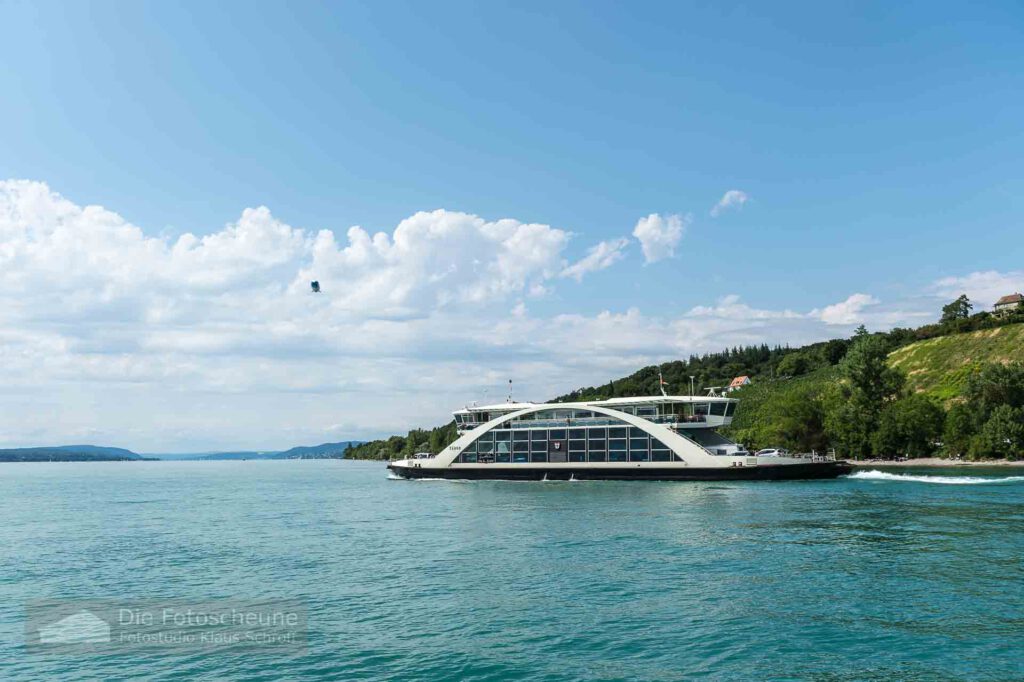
848 470 1024 485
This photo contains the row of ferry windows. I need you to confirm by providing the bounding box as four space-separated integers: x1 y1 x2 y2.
458 427 678 463
454 403 735 425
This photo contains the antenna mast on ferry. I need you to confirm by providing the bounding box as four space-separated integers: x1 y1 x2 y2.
507 379 513 403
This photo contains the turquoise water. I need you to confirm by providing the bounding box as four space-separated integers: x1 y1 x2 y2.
1 461 1022 681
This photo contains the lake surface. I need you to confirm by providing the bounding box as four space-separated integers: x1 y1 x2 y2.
1 461 1022 681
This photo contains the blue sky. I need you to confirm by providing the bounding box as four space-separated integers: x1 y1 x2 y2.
0 2 1022 450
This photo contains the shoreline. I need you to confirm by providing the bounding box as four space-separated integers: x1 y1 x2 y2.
850 458 1024 467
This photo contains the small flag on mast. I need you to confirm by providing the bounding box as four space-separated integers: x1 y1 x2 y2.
658 371 668 397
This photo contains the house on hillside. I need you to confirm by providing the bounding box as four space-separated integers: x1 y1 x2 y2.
994 293 1023 315
727 376 751 392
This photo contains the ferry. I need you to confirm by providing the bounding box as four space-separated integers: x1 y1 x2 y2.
387 390 852 481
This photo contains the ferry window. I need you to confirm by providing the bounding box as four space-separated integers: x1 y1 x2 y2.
569 439 586 452
587 428 607 440
461 452 478 463
588 450 606 462
531 451 548 463
494 430 511 441
608 427 627 439
628 427 646 438
513 430 530 441
569 451 586 462
513 441 529 453
573 410 593 419
531 438 548 452
513 452 529 463
710 402 727 417
636 407 656 416
629 437 648 451
476 432 493 444
462 442 477 454
531 430 547 442
478 441 494 454
608 449 627 462
495 441 511 454
651 449 671 462
629 448 650 462
725 403 737 417
617 406 636 415
609 438 627 452
554 409 573 419
569 428 586 439
694 403 710 416
495 451 511 463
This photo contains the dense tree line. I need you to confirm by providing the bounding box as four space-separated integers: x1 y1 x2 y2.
344 422 459 461
553 340 851 402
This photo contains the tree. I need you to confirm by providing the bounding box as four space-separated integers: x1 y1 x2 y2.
973 405 1024 460
838 333 904 406
774 387 829 453
776 353 810 377
822 339 850 365
963 362 1024 421
824 331 905 459
942 402 976 457
824 397 875 459
872 394 945 458
940 295 972 324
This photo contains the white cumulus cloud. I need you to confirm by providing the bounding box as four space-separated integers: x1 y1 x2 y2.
710 190 749 217
632 213 688 264
0 179 944 451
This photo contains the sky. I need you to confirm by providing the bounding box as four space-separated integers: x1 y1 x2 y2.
0 1 1022 451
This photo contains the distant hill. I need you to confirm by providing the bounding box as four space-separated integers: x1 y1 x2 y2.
189 451 278 461
53 444 141 459
158 441 363 460
270 441 361 459
0 445 145 462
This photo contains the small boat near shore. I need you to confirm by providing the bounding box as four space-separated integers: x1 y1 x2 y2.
388 391 851 481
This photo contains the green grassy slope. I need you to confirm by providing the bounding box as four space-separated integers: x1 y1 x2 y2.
888 323 1024 400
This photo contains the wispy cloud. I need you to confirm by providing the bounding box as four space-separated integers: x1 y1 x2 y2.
560 238 629 282
931 270 1024 309
710 189 749 217
812 293 880 325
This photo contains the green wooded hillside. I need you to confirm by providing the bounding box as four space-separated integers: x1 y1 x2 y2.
889 324 1024 400
726 322 1024 457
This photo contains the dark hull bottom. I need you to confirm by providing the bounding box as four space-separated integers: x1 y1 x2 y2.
388 461 853 481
